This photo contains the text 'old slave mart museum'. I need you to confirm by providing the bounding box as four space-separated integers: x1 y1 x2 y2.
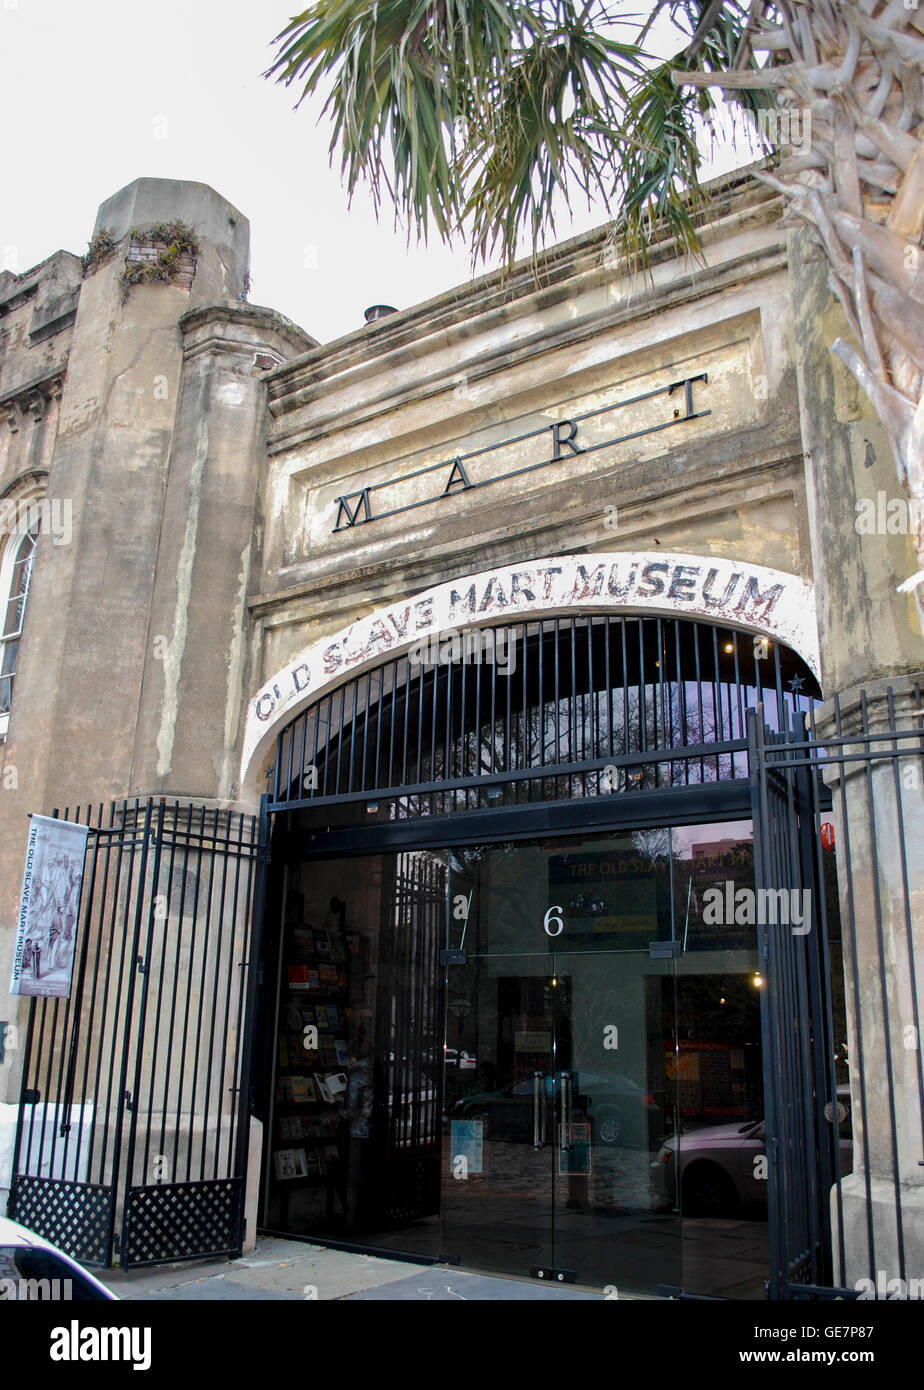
0 172 920 1300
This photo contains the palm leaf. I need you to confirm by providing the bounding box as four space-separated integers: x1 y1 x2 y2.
266 2 775 271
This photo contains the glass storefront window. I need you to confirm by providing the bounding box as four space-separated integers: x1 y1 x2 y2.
259 817 807 1297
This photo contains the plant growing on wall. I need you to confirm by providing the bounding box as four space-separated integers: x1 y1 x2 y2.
81 227 118 274
266 2 924 631
122 220 200 292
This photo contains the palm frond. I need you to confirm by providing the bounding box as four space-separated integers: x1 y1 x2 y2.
609 1 777 275
266 2 775 271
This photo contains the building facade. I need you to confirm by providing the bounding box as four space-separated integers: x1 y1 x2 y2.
0 175 920 1298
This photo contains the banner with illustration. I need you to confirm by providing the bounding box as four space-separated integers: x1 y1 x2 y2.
9 815 88 998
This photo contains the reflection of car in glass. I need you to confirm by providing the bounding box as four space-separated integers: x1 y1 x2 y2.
651 1087 853 1216
444 1048 476 1070
450 1070 661 1147
0 1215 118 1300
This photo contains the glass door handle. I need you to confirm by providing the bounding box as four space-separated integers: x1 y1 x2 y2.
533 1071 545 1149
560 1072 572 1151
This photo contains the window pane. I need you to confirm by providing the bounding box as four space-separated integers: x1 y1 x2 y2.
0 524 38 722
2 532 37 638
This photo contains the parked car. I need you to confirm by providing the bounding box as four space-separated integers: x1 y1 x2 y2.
0 1215 117 1300
450 1069 662 1147
651 1086 853 1216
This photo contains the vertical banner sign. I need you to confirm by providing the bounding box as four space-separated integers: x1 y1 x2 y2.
9 814 89 998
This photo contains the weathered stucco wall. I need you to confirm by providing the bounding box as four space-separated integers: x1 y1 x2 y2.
0 180 313 1104
244 174 812 782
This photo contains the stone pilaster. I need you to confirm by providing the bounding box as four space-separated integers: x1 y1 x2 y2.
128 303 314 804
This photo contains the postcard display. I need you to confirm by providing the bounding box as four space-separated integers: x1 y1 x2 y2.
267 876 378 1232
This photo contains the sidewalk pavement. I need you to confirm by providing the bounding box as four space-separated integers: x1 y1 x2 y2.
106 1237 637 1300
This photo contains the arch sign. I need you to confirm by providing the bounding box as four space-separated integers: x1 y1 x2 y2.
240 552 820 797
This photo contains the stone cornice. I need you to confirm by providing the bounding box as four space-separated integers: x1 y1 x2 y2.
179 300 317 359
0 365 66 431
265 172 783 441
267 241 787 459
0 251 84 315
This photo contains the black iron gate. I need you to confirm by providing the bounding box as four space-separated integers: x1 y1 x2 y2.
750 711 839 1297
9 797 267 1269
750 686 924 1299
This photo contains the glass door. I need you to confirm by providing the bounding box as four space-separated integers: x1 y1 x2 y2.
440 834 682 1292
550 948 679 1292
441 951 558 1276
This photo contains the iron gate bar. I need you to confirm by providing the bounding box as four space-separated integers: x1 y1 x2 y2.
120 799 166 1258
101 796 155 1262
143 802 182 1186
58 805 106 1151
188 805 222 1183
283 783 756 864
233 795 270 1190
272 738 752 812
794 714 838 1290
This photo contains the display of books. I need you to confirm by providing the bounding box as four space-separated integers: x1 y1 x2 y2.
316 1072 348 1104
274 1148 308 1180
278 1115 302 1141
276 1074 316 1105
272 896 368 1197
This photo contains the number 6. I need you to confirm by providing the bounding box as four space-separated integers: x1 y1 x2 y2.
544 906 564 937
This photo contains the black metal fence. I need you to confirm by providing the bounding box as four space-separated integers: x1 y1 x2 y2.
9 798 265 1269
750 684 924 1299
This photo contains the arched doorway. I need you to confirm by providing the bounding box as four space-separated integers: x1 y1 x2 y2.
254 611 821 1296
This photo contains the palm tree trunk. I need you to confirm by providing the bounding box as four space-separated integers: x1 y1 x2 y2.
675 2 924 632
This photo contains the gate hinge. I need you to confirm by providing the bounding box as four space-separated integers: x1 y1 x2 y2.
124 1090 134 1113
136 954 146 975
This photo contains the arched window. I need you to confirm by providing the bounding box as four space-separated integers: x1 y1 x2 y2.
0 517 39 738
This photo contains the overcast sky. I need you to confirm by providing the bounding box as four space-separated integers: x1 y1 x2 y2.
1 1 757 344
